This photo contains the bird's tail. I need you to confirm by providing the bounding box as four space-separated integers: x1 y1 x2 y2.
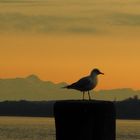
62 85 71 89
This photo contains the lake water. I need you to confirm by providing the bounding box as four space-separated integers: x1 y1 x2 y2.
0 117 139 140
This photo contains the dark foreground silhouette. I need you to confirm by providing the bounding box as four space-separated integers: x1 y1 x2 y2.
0 95 139 119
54 100 115 140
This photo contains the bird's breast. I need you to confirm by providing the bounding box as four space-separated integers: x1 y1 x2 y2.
85 77 97 91
92 77 98 88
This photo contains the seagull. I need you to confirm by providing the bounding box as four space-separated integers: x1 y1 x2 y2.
63 68 104 100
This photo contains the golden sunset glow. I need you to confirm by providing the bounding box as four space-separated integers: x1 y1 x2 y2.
0 0 140 90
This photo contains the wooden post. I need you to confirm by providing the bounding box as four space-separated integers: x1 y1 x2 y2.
54 100 116 140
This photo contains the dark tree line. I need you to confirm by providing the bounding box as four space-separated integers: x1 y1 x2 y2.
0 100 55 117
0 96 139 119
115 95 140 119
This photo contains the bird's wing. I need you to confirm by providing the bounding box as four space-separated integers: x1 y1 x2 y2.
77 77 91 86
69 76 91 90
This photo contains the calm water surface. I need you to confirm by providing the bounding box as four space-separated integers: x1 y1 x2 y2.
0 117 139 140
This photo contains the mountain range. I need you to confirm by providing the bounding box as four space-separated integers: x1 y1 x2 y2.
0 75 139 101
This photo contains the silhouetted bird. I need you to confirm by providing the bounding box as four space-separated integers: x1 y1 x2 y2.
63 68 104 100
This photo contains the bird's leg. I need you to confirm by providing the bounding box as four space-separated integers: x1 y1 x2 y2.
88 91 91 100
83 92 85 100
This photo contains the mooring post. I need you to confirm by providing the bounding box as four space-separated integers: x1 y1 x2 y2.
54 100 116 140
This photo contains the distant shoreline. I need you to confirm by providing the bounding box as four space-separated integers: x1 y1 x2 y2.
0 97 139 119
0 116 139 121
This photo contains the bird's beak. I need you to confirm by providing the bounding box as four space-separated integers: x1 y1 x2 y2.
100 72 104 75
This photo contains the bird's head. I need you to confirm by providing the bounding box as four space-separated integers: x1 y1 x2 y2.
90 68 104 76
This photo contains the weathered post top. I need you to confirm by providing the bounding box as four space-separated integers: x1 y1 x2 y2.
54 100 116 140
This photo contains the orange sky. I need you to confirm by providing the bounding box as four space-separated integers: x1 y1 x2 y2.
0 34 140 90
0 0 140 90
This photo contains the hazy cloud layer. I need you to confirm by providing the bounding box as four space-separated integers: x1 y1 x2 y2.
0 12 140 34
0 13 102 34
0 0 140 34
111 13 140 26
